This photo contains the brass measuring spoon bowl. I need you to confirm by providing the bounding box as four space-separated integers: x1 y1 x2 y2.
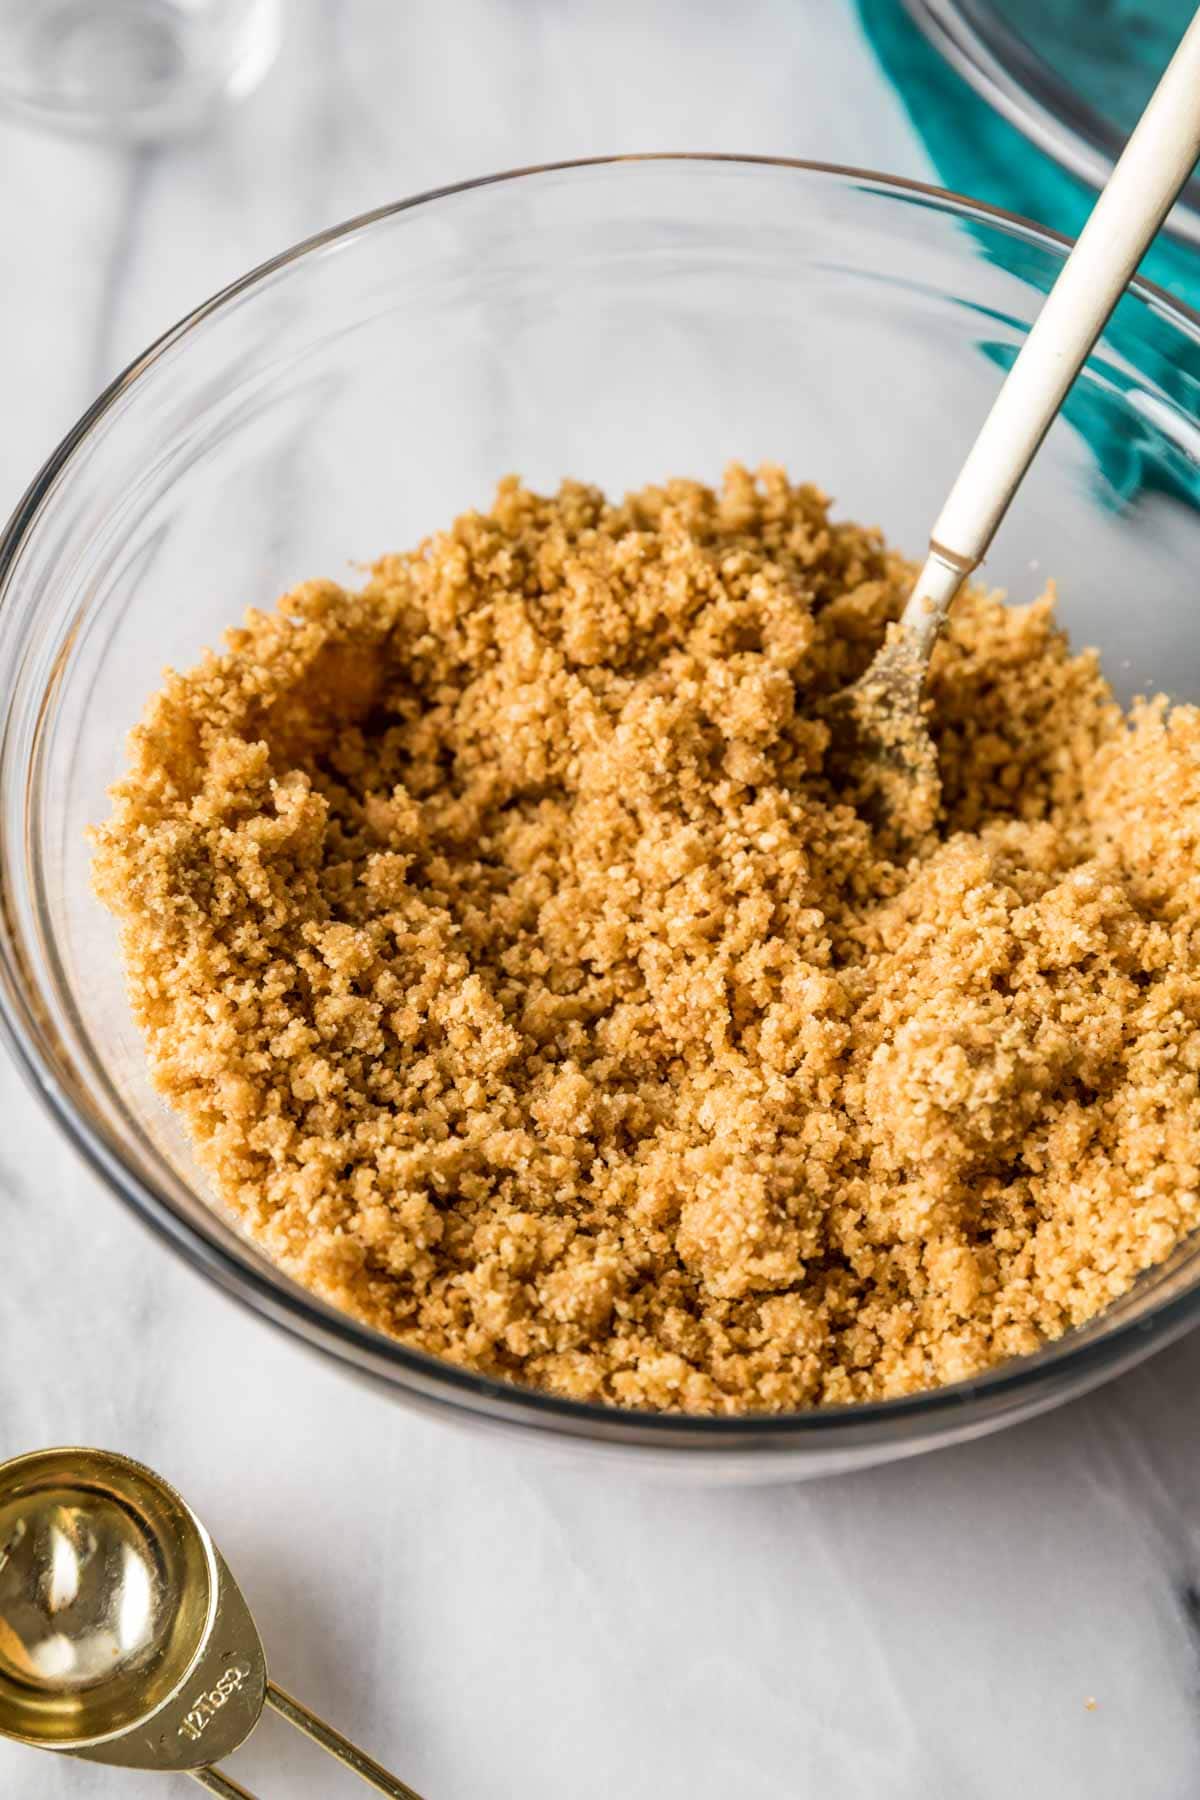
0 1448 424 1798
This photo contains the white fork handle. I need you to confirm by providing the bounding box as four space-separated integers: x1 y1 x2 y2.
926 4 1200 577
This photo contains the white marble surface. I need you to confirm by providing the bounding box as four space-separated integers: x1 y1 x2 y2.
3 3 1200 1795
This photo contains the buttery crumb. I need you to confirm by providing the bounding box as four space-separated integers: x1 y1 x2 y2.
91 467 1200 1413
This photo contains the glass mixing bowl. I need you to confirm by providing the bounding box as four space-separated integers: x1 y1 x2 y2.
3 157 1200 1481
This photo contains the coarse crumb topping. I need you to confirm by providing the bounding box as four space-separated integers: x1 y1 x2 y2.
92 467 1200 1412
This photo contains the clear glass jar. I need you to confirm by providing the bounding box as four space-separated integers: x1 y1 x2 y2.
3 157 1200 1479
0 0 280 140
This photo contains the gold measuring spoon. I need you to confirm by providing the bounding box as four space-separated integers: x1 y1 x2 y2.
0 1447 425 1798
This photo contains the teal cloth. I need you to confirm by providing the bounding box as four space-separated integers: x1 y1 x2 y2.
988 0 1192 135
857 0 1200 510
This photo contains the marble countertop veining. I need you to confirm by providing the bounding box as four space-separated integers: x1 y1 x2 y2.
2 4 1200 1795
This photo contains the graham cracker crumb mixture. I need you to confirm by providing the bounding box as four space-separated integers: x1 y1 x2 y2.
92 468 1200 1412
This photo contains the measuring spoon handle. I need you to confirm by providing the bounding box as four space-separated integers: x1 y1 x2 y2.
189 1768 260 1798
266 1680 427 1799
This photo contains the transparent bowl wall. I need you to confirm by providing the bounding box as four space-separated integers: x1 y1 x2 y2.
4 158 1200 1481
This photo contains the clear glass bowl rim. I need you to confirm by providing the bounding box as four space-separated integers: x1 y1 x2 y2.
4 152 1200 1452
